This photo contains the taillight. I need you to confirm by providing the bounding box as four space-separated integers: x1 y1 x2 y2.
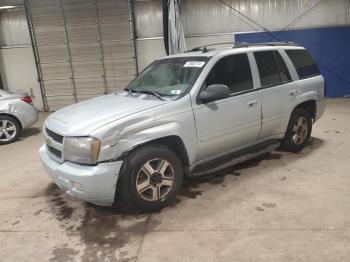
21 96 33 105
318 86 325 98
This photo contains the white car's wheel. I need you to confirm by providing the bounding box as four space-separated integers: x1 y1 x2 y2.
0 116 20 145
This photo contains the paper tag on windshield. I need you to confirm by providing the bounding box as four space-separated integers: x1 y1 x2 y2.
183 61 205 68
170 90 182 95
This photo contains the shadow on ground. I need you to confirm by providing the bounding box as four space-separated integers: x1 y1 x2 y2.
19 127 41 139
179 137 324 200
41 137 324 261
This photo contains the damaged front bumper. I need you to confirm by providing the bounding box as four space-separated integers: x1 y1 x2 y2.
39 145 123 206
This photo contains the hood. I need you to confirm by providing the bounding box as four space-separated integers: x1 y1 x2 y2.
45 93 166 136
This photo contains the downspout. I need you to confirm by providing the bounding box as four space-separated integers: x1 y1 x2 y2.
128 0 139 75
163 0 169 55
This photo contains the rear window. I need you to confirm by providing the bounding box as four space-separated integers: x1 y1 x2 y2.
286 49 320 79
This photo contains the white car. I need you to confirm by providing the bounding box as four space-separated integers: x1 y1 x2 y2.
0 89 38 144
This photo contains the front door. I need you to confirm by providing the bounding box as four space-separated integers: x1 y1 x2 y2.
192 53 262 161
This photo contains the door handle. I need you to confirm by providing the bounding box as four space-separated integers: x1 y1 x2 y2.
289 90 297 96
247 100 258 107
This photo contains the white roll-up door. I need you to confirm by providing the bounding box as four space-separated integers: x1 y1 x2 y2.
27 0 137 111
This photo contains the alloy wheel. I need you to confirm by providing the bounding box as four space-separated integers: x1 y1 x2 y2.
292 116 308 145
136 158 175 202
0 120 17 142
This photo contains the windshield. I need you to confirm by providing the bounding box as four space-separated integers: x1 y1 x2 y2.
128 57 209 97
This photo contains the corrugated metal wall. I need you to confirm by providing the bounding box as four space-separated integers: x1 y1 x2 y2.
1 0 350 108
135 0 350 70
182 0 350 34
135 0 350 37
27 0 137 110
0 8 30 46
0 6 45 109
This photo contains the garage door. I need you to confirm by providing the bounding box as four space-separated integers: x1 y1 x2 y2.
26 0 137 111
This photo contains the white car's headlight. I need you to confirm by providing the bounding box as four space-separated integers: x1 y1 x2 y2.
64 137 101 165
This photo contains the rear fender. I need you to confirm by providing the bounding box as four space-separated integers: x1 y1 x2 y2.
292 91 318 111
0 100 24 128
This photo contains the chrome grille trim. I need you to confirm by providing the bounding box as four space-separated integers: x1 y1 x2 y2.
45 128 64 144
43 126 64 163
47 145 62 158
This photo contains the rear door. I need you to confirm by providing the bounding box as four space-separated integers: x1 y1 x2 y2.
254 50 296 138
192 53 262 161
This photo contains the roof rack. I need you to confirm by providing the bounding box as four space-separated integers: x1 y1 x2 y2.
185 42 234 53
185 41 298 53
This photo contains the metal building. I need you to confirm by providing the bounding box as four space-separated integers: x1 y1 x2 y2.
0 0 350 110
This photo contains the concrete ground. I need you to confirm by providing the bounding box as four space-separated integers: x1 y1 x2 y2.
0 99 350 262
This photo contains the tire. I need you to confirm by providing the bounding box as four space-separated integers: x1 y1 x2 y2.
0 115 20 145
117 144 184 212
281 108 312 152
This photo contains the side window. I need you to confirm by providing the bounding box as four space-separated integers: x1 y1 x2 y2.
254 51 281 87
286 49 320 79
274 51 291 82
205 53 253 94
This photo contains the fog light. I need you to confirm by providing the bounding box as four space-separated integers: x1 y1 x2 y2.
71 181 83 192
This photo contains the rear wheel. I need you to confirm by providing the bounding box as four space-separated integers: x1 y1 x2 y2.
281 108 312 152
0 116 20 145
117 144 183 212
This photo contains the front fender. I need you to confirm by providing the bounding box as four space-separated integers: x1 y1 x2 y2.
117 122 185 155
97 112 198 166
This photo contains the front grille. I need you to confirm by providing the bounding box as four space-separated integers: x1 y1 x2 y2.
47 145 62 158
46 128 63 144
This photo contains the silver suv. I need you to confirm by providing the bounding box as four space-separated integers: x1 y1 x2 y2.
40 42 326 212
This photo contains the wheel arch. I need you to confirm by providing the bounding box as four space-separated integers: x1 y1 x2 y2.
121 135 190 169
292 100 316 119
0 113 23 129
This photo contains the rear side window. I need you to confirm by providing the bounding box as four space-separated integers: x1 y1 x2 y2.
274 51 291 82
205 53 253 94
254 51 291 87
286 49 320 79
254 51 280 87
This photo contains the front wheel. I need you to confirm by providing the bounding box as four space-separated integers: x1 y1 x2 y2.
117 144 183 212
281 108 312 152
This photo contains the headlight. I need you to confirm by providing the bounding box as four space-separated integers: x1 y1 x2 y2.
64 137 101 165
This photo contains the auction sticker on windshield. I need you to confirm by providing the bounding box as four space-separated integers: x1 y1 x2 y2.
170 90 182 95
183 61 205 68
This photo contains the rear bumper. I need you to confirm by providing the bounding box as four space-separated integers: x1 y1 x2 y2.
315 98 326 122
39 145 123 206
21 106 38 129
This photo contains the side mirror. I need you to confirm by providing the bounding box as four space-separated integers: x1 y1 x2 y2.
199 84 230 103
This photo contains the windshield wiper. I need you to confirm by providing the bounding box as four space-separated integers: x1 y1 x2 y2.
137 90 166 101
124 88 166 101
124 87 136 95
